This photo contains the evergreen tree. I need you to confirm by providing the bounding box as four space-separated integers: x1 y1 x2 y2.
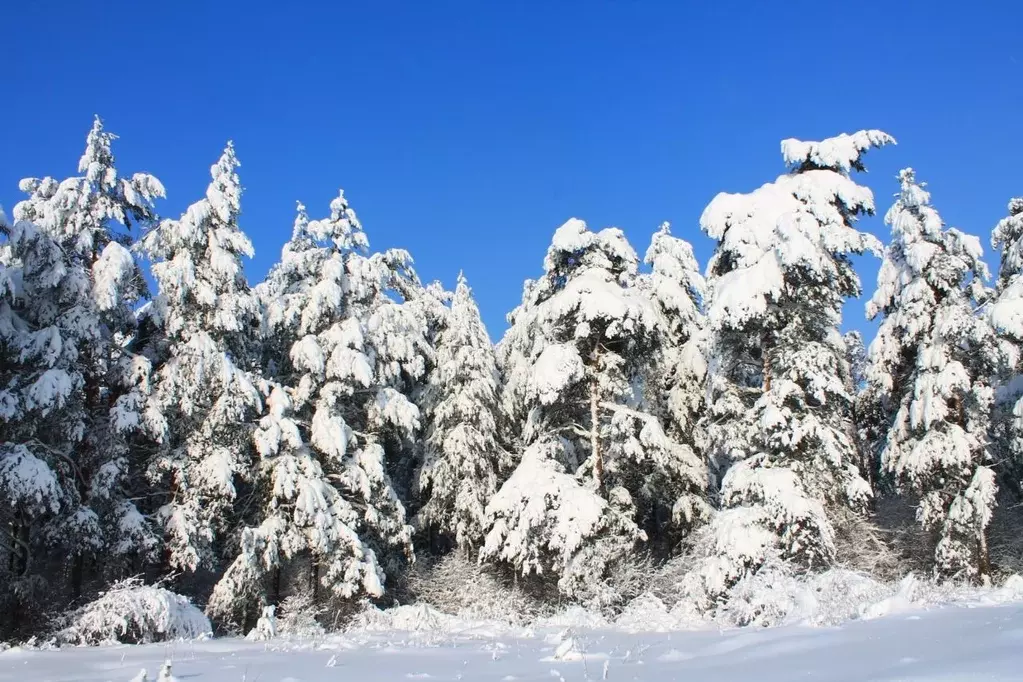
486 219 708 599
0 210 71 630
1 118 163 607
842 330 877 491
865 169 998 580
639 222 709 546
139 143 263 575
208 191 424 623
415 272 510 554
988 198 1023 493
686 131 891 606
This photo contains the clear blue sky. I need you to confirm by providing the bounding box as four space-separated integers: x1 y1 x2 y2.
3 1 1021 340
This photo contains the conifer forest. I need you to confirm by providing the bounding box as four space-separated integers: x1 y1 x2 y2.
5 119 1023 643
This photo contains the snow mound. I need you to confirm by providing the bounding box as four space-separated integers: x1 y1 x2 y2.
614 594 680 632
351 603 463 633
56 578 211 645
701 568 1023 629
536 606 608 629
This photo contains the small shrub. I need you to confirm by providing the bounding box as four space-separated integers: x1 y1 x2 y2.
407 553 544 623
277 593 326 638
55 577 211 645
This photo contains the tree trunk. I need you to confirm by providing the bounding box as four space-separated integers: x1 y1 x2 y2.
9 516 29 576
70 553 85 601
977 528 991 584
760 332 772 394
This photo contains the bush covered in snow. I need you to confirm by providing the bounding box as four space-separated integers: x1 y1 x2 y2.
408 553 546 624
275 593 327 638
55 578 211 645
349 602 463 633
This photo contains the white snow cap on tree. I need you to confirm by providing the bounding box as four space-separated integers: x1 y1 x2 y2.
701 133 889 330
865 168 998 580
991 197 1023 335
690 130 892 605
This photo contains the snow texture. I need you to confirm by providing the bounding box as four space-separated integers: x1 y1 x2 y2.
5 593 1023 681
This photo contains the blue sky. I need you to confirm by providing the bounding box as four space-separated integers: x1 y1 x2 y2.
3 1 1021 339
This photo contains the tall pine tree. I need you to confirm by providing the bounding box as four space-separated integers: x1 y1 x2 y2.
1 118 163 608
207 190 430 625
988 198 1023 494
685 131 891 606
140 143 263 575
487 219 708 599
865 169 998 580
415 272 510 554
639 222 709 547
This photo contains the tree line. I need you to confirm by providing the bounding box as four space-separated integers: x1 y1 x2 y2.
2 120 1021 639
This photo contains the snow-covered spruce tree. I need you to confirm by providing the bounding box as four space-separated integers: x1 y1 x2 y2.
638 222 709 547
208 191 425 625
842 331 868 395
397 277 451 508
0 210 72 634
139 143 263 577
988 198 1023 495
0 213 78 633
338 220 433 578
0 118 163 610
685 131 892 607
864 169 998 581
485 219 709 601
415 272 511 554
841 330 879 492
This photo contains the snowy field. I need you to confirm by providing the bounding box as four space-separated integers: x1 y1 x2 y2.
5 601 1023 682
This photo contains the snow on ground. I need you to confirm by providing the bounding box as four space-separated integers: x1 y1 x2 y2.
5 600 1023 682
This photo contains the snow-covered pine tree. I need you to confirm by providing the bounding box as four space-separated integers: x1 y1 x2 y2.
393 277 450 507
685 131 891 606
485 219 708 600
1 118 163 606
988 198 1023 495
865 169 998 581
139 142 263 575
0 211 81 629
208 191 425 624
842 330 878 492
415 272 510 554
843 331 867 392
638 222 709 547
330 208 431 577
0 209 71 632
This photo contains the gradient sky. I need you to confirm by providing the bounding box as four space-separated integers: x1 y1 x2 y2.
3 1 1021 340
